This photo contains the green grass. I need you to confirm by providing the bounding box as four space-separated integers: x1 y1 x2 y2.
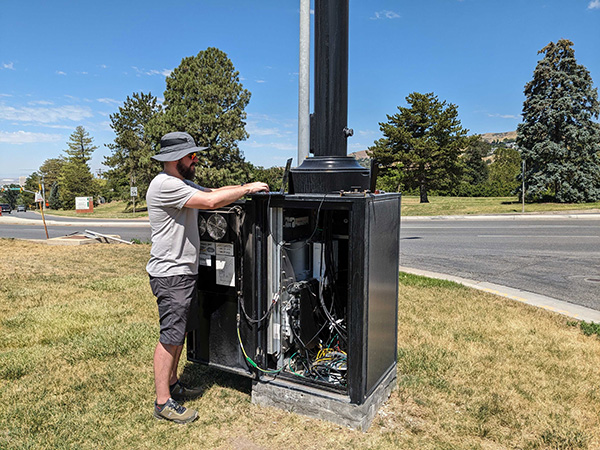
36 197 600 219
579 321 600 338
41 200 149 219
401 195 600 216
2 242 600 449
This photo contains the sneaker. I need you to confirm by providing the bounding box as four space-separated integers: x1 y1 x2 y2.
153 398 198 424
170 380 203 400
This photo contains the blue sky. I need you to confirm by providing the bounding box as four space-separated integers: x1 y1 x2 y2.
1 0 599 182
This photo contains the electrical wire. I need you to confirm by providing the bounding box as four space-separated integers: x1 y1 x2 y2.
319 224 348 341
239 290 278 324
232 194 349 383
291 308 329 351
309 346 347 385
307 278 348 343
236 314 283 374
230 205 282 374
233 204 279 326
287 352 306 378
286 338 347 386
280 193 329 250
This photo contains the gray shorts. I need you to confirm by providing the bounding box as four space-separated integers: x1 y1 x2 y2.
149 274 200 346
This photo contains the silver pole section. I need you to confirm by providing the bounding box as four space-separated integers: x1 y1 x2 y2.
298 0 311 164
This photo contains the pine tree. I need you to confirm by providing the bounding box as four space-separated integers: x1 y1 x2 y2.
59 160 95 209
156 47 252 187
368 92 471 203
104 92 162 200
59 127 97 209
64 126 97 164
48 181 62 210
517 39 600 203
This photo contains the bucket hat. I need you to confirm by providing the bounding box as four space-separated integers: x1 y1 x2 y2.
152 131 208 162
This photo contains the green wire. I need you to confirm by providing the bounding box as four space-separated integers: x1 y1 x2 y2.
288 352 306 378
237 325 282 374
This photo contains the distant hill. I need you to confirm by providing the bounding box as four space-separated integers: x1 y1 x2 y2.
479 131 517 143
349 150 369 160
349 131 518 161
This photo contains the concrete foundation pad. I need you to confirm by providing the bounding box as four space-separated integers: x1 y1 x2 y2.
251 365 397 431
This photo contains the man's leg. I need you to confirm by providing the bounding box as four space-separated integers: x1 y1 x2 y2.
169 343 184 386
154 341 182 405
153 340 198 423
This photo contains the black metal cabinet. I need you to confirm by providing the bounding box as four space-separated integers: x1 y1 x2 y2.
187 204 257 377
188 192 401 406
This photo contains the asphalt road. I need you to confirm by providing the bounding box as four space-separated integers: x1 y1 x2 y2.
400 217 600 311
2 211 599 312
0 211 151 242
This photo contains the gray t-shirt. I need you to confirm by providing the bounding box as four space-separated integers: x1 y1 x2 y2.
146 172 208 277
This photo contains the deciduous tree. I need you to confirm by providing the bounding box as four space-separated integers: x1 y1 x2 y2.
0 185 19 208
248 164 286 193
517 39 600 202
487 147 521 196
38 158 65 188
461 137 491 186
22 172 39 207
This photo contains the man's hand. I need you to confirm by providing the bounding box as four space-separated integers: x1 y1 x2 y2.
244 182 269 194
185 181 270 210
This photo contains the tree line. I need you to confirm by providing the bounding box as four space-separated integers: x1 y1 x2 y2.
368 93 523 203
11 48 283 211
5 39 598 210
369 39 600 203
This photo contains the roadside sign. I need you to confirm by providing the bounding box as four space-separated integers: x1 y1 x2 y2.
35 192 44 202
75 196 94 213
130 187 138 197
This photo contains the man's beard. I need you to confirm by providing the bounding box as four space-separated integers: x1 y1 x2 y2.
176 160 196 180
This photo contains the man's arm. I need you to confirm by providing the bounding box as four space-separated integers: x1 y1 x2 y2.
210 185 245 192
184 182 269 210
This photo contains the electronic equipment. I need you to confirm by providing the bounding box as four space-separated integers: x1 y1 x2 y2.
188 193 401 429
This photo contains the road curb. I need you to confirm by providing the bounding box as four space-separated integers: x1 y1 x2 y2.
0 216 149 227
401 213 600 221
399 266 600 323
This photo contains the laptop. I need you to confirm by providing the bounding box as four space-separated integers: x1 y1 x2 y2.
250 158 292 197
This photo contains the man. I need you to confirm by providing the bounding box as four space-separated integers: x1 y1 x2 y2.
146 131 269 423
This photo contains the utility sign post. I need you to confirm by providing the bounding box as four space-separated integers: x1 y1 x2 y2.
130 186 138 214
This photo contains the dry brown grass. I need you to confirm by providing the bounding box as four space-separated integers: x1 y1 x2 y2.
1 240 599 449
390 275 600 449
